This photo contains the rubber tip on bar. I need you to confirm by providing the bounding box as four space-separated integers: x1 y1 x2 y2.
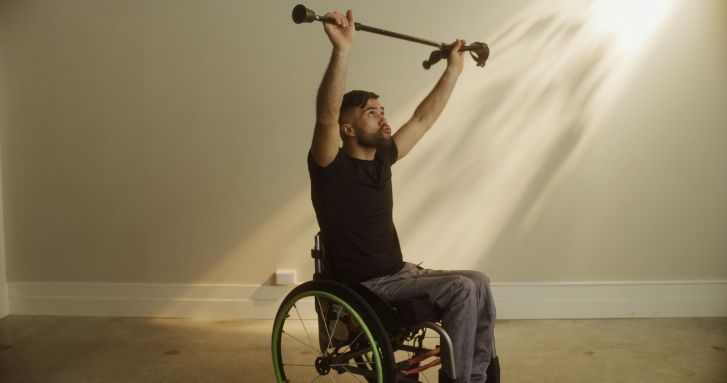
292 4 316 24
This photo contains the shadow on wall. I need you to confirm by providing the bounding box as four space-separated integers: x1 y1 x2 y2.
188 0 680 292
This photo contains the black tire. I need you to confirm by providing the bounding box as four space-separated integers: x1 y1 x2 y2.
272 280 396 382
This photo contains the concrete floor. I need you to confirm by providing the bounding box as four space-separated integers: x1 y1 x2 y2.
0 316 725 383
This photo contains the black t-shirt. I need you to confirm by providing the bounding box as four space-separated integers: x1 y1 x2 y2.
308 143 404 282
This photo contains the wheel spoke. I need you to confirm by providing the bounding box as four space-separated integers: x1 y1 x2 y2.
282 363 317 367
341 366 365 383
282 329 322 354
329 361 376 367
317 297 333 350
325 305 343 353
293 303 315 350
339 330 364 355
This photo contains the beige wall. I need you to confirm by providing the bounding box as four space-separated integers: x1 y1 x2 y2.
1 0 725 287
0 135 6 316
1 6 9 316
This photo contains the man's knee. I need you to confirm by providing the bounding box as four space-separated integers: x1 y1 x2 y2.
452 275 478 299
435 275 477 305
469 271 490 291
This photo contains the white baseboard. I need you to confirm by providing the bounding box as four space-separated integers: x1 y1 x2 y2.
7 280 727 319
7 282 294 319
0 282 8 319
493 281 727 319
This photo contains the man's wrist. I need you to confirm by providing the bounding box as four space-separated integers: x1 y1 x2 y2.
444 65 462 77
333 46 351 56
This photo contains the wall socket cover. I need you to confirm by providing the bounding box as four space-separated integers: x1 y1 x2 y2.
275 269 297 285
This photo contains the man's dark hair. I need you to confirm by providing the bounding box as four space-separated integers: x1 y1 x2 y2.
339 90 379 125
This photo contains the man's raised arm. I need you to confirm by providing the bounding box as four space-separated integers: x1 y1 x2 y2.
311 10 355 167
393 39 466 161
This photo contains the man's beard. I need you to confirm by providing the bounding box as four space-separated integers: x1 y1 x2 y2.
356 130 392 149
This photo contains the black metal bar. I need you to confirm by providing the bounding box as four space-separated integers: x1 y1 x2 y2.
296 5 444 49
293 4 489 69
355 23 443 49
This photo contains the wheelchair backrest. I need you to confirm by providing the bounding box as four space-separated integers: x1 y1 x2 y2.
310 232 330 280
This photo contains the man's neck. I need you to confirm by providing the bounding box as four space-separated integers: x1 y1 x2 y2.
343 143 376 161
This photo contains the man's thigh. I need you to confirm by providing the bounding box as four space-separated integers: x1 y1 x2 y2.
412 267 490 286
362 263 480 307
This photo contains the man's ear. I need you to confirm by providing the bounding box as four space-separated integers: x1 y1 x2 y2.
341 123 356 137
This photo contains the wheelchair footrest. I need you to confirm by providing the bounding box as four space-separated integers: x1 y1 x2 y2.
398 347 441 376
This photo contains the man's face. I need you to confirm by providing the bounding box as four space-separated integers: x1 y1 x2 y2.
350 98 392 148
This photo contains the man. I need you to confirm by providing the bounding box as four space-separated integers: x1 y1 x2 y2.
307 9 499 383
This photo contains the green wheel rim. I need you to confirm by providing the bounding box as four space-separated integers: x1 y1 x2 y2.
272 289 384 382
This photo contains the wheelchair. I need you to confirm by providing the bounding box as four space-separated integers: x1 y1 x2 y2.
272 233 458 382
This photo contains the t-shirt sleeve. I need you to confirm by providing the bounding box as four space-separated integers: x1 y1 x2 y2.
383 141 399 166
308 148 342 182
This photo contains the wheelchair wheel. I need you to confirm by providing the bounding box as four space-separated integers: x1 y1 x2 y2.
272 280 396 382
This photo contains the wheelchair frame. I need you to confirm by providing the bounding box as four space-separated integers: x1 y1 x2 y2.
271 234 458 383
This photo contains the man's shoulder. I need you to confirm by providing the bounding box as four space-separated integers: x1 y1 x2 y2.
308 147 343 180
309 147 343 165
375 141 399 165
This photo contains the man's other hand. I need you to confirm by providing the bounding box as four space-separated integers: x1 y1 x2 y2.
447 39 466 74
323 10 355 52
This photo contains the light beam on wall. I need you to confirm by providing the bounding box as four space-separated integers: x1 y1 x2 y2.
391 0 680 270
590 0 678 57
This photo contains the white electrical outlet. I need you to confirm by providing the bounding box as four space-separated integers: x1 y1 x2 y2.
275 269 297 285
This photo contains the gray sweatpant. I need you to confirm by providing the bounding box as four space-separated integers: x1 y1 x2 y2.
361 262 496 383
